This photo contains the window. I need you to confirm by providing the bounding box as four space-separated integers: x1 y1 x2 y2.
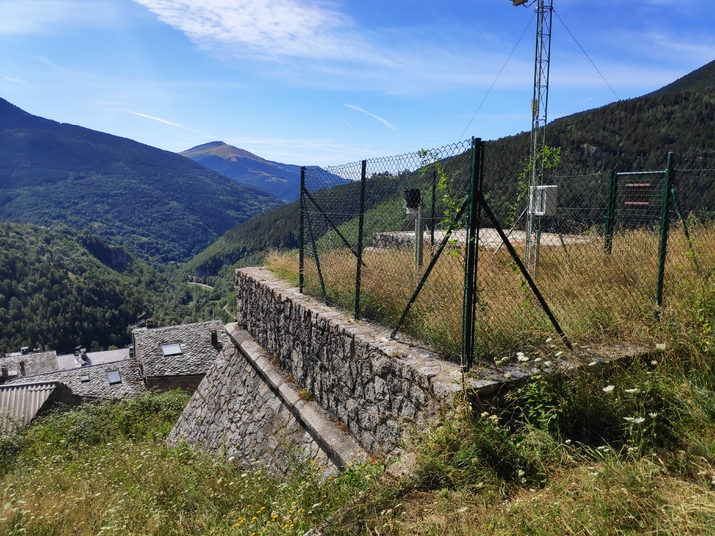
79 373 90 383
107 370 122 385
161 342 183 357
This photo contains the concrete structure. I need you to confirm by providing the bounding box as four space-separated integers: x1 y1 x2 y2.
133 320 228 392
169 324 367 476
169 267 464 475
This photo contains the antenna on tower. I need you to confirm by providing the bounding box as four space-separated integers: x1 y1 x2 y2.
511 0 553 274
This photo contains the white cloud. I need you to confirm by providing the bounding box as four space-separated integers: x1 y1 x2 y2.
344 104 398 131
0 0 121 34
128 110 185 128
132 0 381 63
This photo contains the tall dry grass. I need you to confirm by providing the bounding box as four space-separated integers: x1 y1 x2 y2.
270 221 715 361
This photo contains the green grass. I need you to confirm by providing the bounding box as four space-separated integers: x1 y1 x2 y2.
0 392 380 535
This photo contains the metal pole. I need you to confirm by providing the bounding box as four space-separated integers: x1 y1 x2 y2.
656 152 675 311
462 138 482 371
414 202 424 273
604 170 617 254
299 166 305 293
431 170 437 249
355 160 367 319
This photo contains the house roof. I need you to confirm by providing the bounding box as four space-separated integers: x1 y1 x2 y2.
0 382 64 433
1 348 130 380
4 359 145 399
133 320 227 378
1 350 59 377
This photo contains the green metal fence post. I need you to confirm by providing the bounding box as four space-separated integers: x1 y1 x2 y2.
462 138 483 372
431 170 437 249
656 152 675 311
604 170 617 254
299 166 305 293
355 160 367 319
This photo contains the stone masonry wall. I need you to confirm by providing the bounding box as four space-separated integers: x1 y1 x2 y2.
236 267 462 457
169 324 366 476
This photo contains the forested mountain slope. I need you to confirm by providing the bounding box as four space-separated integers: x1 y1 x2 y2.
0 99 283 262
0 223 153 352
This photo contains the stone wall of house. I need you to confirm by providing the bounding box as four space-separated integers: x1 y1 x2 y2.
168 324 366 476
235 267 462 458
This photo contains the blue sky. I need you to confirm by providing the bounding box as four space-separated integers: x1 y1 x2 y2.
1 0 713 166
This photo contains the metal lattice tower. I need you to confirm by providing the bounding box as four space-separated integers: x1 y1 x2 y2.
513 0 553 272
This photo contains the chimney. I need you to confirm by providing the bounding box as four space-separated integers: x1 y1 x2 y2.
146 319 154 329
19 361 26 376
209 328 218 346
1 366 8 380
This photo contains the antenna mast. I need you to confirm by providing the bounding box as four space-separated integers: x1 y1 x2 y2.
512 0 553 272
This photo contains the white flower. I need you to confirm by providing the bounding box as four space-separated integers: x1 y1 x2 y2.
602 385 615 393
589 361 598 366
648 412 659 418
516 352 529 362
655 343 666 351
533 357 542 363
554 351 563 357
624 388 639 394
624 416 646 424
545 337 552 343
481 411 490 418
544 360 552 367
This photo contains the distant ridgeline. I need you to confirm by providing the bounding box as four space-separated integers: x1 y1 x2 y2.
0 99 284 263
180 141 350 203
186 60 715 278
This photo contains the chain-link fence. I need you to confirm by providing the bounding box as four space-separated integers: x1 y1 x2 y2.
300 141 473 359
301 139 715 368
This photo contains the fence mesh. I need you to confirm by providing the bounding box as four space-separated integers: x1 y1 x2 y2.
301 139 715 365
301 141 472 358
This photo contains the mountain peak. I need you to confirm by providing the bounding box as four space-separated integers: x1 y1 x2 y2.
180 141 265 162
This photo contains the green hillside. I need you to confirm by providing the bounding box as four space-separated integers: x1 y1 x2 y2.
0 223 153 352
0 99 284 263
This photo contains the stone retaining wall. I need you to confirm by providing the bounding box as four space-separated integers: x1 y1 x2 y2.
168 324 366 476
235 267 462 458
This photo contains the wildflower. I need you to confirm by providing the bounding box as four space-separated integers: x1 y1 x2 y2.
624 416 645 424
488 414 500 426
655 343 666 351
544 360 552 367
554 351 563 357
602 385 615 393
545 337 552 343
516 352 529 362
589 361 598 366
481 411 490 418
648 412 659 418
624 388 639 394
564 439 572 444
